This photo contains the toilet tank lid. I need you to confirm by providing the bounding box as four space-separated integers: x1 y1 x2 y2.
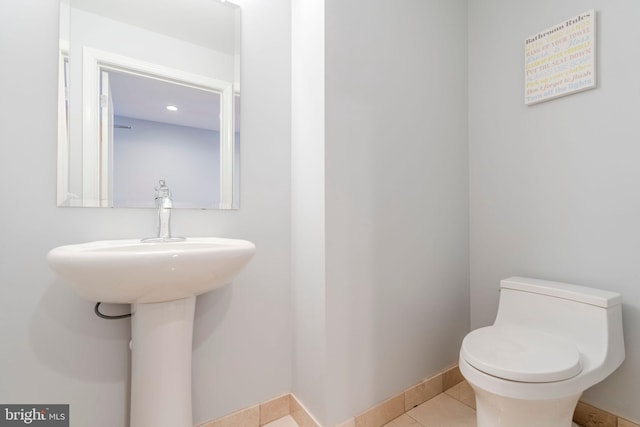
501 277 622 308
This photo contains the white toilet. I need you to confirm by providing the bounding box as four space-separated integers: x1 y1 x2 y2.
459 276 625 427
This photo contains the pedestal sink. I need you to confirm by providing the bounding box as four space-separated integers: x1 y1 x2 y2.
46 237 256 427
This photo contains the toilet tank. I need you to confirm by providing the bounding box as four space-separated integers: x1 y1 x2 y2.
494 277 624 371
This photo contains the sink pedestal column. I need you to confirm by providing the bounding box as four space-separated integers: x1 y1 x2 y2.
130 296 196 427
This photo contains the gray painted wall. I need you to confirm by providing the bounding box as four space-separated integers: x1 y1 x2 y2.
291 0 469 424
324 1 469 424
469 1 640 422
0 0 291 426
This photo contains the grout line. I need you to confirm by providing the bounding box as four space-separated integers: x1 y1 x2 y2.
404 412 424 427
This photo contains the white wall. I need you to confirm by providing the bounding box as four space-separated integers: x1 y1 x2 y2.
323 1 469 424
469 1 640 423
0 0 291 426
291 1 469 425
70 7 235 80
290 0 327 422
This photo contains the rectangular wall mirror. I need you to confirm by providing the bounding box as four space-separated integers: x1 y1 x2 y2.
58 0 241 209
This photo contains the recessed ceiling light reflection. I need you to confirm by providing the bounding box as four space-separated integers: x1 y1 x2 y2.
166 105 178 111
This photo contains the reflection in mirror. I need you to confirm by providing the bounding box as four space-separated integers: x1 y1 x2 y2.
108 70 223 208
58 0 240 209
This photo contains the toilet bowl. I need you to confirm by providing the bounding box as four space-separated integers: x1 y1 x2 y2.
459 277 625 427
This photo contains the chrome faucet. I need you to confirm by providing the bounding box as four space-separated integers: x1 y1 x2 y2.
142 180 185 242
155 180 173 239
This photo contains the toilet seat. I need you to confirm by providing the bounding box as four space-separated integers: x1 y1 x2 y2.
461 324 582 383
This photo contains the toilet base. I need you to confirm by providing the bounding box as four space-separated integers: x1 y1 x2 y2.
472 386 581 427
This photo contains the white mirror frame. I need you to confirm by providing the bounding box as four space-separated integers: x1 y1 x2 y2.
57 40 70 206
77 47 235 208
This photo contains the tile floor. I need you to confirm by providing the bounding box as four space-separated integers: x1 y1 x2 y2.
264 415 299 427
266 381 477 427
382 394 475 427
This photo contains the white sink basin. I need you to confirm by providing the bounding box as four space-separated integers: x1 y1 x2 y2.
47 236 256 427
46 237 256 303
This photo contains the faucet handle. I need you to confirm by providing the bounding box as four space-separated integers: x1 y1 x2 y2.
156 179 171 198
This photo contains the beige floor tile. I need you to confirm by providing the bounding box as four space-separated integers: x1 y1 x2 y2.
382 414 420 427
264 415 299 427
407 394 476 427
405 375 443 411
573 401 616 427
334 418 356 427
355 393 405 427
619 418 640 427
290 395 320 427
443 366 465 390
261 394 291 425
199 405 260 427
444 380 476 409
